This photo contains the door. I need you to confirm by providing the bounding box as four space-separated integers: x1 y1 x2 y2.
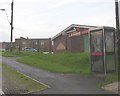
90 30 104 72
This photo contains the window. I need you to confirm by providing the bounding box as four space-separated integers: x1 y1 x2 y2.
41 42 44 45
22 41 26 45
105 32 114 52
35 41 38 45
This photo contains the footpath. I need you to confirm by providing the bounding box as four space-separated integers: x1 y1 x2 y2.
0 89 4 95
102 82 119 94
1 56 117 94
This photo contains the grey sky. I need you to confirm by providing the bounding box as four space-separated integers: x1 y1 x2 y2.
0 0 118 42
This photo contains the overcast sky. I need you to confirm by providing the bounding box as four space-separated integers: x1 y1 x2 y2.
0 0 119 42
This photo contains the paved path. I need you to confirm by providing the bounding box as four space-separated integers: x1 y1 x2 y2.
0 89 4 95
102 82 119 94
1 56 115 94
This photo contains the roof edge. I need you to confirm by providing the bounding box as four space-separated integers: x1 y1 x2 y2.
52 24 98 40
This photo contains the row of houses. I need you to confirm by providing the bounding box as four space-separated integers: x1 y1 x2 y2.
15 37 52 52
0 37 52 52
0 24 115 54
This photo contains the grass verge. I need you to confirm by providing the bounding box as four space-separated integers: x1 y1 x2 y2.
2 51 36 57
2 63 48 94
97 72 118 88
17 52 90 75
0 51 2 56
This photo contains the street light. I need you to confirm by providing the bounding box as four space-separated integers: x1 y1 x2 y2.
0 0 14 52
0 9 11 24
0 9 5 11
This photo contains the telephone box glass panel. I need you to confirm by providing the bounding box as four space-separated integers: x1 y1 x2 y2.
105 30 115 72
90 30 104 72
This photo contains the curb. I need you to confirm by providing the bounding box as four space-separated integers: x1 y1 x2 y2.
16 70 51 89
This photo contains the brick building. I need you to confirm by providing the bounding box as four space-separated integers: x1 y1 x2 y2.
0 42 11 51
15 37 52 52
15 37 32 51
52 24 98 54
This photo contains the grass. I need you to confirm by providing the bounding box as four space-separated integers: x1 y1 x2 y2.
2 63 48 93
97 47 119 87
17 52 90 75
2 50 119 87
0 63 1 78
2 51 36 57
0 51 2 56
97 50 119 87
97 72 118 88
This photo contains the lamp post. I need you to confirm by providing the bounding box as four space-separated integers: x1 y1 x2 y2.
10 0 14 52
115 0 119 42
0 0 14 52
115 0 119 73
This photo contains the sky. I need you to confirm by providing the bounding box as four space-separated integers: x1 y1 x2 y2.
0 0 119 42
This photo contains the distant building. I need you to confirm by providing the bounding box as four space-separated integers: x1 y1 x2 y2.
0 42 11 51
15 37 32 51
52 24 98 54
15 37 52 53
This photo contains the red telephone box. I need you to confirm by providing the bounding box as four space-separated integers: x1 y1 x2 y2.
89 27 116 74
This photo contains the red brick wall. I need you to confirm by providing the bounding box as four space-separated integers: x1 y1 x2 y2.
53 34 66 54
53 28 90 54
70 35 84 52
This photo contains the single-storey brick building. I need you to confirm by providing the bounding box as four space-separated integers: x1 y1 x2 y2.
52 24 98 54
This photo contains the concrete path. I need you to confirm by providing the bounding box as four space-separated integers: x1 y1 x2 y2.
0 89 4 95
1 56 116 94
102 82 119 94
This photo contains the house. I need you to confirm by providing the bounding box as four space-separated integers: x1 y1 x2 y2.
52 24 98 54
31 38 52 52
15 37 52 53
15 37 32 51
0 42 11 51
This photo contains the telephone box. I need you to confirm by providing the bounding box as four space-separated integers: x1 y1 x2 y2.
89 27 116 74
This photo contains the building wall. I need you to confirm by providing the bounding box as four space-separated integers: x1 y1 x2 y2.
83 34 89 52
67 28 89 53
15 37 51 52
0 42 11 51
15 37 32 51
69 35 84 52
53 28 90 54
32 39 51 52
53 35 66 54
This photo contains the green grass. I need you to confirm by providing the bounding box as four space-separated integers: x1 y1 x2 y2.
2 51 36 57
17 52 90 75
0 51 2 56
97 72 118 88
2 63 48 93
97 49 119 87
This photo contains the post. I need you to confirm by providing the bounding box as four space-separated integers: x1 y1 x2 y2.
10 0 14 52
115 0 119 72
65 33 68 52
37 40 40 52
48 38 51 53
115 0 119 41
